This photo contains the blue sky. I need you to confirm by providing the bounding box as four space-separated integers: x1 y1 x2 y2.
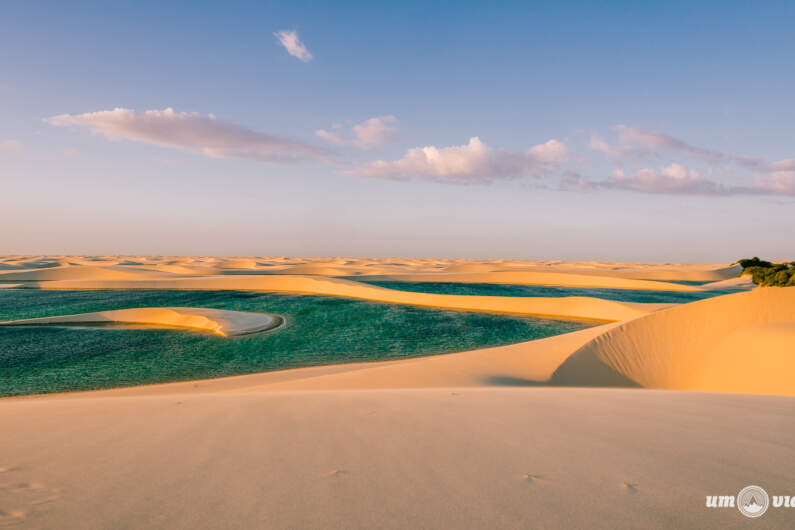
1 1 793 260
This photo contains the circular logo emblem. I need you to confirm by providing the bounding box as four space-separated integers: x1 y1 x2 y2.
737 485 769 518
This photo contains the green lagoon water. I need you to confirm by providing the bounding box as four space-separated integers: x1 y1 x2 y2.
358 281 743 304
0 289 592 396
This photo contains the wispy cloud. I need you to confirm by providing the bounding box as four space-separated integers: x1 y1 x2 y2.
549 163 795 197
614 125 730 163
0 139 22 152
46 108 328 163
40 110 795 197
348 137 568 183
62 148 81 158
316 115 398 149
590 125 776 169
753 171 795 195
600 163 738 195
582 125 795 196
274 30 312 62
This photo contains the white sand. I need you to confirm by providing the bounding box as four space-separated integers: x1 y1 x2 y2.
2 389 793 529
0 307 283 337
552 287 795 395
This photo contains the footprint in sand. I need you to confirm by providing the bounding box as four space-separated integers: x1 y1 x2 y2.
0 471 61 527
326 469 348 478
621 482 639 494
523 473 545 483
0 508 27 527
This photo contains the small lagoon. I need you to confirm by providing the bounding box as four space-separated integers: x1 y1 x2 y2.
357 281 744 304
0 289 592 396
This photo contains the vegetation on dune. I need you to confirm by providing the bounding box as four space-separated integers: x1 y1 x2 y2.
737 257 795 287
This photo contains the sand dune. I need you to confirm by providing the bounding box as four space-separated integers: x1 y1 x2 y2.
217 258 258 269
551 288 795 395
1 389 793 529
0 255 746 282
237 324 619 392
21 274 669 322
520 263 744 282
606 263 744 282
0 265 166 281
276 263 352 276
700 275 755 290
0 307 283 337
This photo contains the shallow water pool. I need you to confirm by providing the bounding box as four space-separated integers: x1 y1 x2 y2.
0 289 593 396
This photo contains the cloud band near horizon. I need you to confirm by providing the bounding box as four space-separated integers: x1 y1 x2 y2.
43 108 794 196
46 108 328 163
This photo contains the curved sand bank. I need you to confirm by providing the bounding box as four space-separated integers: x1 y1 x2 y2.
20 275 670 322
0 307 283 337
521 263 744 282
355 270 707 291
551 287 795 395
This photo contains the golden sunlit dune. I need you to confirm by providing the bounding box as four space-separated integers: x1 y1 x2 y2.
0 255 747 282
551 287 795 395
0 265 167 281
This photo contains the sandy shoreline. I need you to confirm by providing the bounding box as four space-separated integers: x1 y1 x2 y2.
6 285 790 399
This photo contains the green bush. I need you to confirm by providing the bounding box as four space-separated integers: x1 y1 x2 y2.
738 257 795 286
738 257 773 268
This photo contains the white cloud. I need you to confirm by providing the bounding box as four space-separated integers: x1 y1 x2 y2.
274 30 312 62
764 158 795 173
589 125 787 172
316 115 398 149
0 139 22 152
529 139 569 164
601 163 732 195
550 162 794 196
349 137 568 183
583 126 795 196
615 125 729 162
46 108 327 163
589 135 634 161
753 171 795 195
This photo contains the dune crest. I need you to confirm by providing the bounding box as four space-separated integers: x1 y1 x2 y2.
551 288 795 395
0 307 283 337
0 265 167 281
